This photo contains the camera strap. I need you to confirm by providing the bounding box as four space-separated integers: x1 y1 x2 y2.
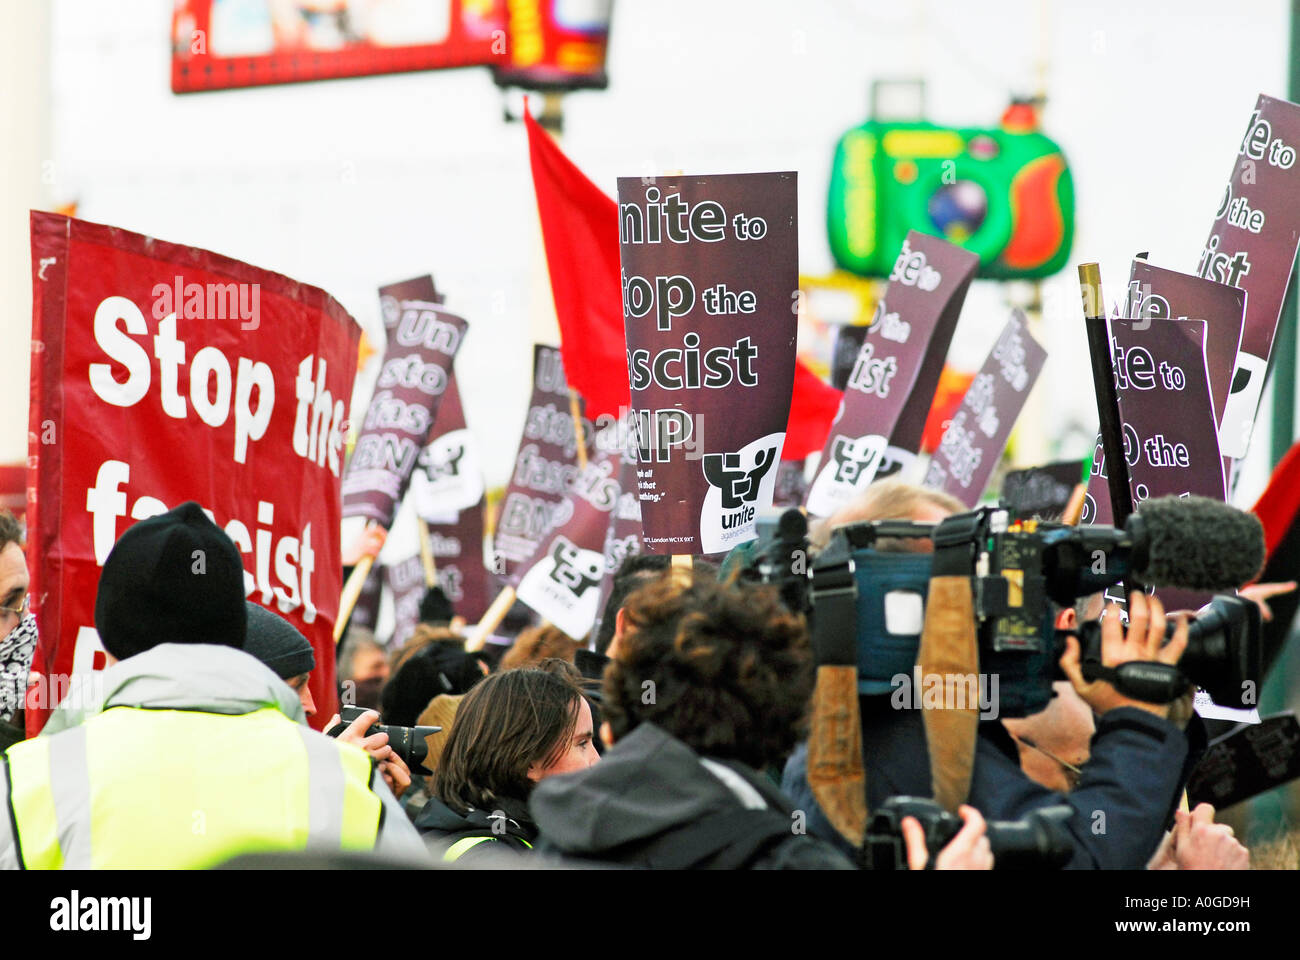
919 531 983 813
806 555 868 848
1082 660 1188 704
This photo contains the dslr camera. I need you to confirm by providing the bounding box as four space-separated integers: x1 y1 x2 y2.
863 797 1073 870
326 705 441 775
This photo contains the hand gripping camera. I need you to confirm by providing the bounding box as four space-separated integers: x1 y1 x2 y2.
863 797 1073 870
326 705 442 775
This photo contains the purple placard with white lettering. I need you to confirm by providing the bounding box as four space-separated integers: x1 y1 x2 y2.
590 454 643 643
617 172 799 555
1126 261 1245 430
1085 320 1224 612
342 276 466 530
806 231 978 517
492 344 595 581
516 450 623 640
923 310 1046 507
1200 94 1300 458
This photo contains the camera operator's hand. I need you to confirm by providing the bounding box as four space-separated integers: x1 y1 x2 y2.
1175 804 1249 870
902 805 993 870
1148 803 1249 870
1059 591 1189 720
326 710 392 760
1239 580 1297 623
326 712 411 799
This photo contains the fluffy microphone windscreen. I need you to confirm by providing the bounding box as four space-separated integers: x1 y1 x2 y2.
1135 495 1265 590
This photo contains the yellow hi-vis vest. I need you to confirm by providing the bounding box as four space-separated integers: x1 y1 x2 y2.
3 706 382 869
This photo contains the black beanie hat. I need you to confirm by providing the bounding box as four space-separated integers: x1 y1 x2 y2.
418 586 455 626
94 501 247 660
244 601 316 680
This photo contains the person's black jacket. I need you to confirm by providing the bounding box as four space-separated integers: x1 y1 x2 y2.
969 707 1191 870
781 696 932 861
414 794 537 864
530 721 855 869
783 702 1199 869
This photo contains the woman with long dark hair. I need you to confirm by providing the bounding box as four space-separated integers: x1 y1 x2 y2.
415 665 599 863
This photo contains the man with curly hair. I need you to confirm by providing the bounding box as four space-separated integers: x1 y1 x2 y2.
528 569 990 869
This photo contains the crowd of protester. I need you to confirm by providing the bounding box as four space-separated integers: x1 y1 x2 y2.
0 476 1289 870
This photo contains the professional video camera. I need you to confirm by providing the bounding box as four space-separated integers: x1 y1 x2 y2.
746 494 1264 717
326 705 441 775
862 797 1073 870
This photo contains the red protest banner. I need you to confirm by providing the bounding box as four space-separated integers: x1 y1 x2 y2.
27 212 359 733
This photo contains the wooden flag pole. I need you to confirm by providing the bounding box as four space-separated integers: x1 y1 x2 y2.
570 388 588 470
417 516 438 588
1078 262 1135 527
1061 483 1088 526
334 554 375 645
465 585 516 653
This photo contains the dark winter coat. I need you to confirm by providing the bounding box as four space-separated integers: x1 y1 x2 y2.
530 721 855 869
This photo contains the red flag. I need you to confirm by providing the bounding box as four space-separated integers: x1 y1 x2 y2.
525 105 629 419
784 361 843 461
524 105 842 456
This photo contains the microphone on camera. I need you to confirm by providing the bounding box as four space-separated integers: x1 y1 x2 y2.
1127 495 1265 591
1047 495 1265 602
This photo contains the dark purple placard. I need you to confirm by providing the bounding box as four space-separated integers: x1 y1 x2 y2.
1125 260 1245 430
426 503 489 623
806 231 978 517
1188 713 1300 810
617 172 798 555
492 344 595 580
408 367 490 624
342 276 466 529
1083 320 1225 528
1084 320 1224 612
347 563 385 632
516 450 623 640
589 453 644 644
384 555 426 650
379 506 489 649
923 310 1047 507
1201 94 1300 458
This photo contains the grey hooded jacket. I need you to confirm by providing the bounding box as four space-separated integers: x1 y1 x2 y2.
530 721 856 869
0 644 427 867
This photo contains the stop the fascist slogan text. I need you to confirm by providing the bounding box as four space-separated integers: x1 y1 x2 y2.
619 186 776 462
81 291 345 624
